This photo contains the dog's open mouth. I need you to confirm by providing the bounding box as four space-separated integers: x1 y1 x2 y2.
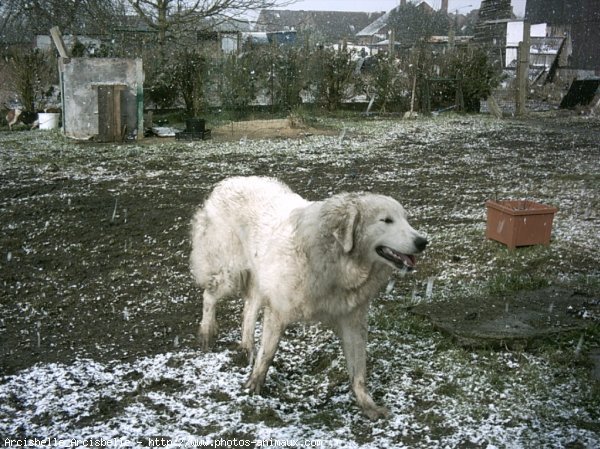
376 246 416 270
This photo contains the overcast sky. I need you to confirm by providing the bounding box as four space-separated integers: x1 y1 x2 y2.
284 0 482 13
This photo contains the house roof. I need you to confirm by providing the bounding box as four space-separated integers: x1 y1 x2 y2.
255 9 385 42
196 16 253 33
356 9 393 37
356 1 435 37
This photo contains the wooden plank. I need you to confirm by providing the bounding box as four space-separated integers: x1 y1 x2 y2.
97 86 112 142
50 26 69 58
113 86 122 142
97 85 125 142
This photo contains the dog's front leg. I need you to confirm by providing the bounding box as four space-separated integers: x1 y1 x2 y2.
336 309 390 420
244 308 284 394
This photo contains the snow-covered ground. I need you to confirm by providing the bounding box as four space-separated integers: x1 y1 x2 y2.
1 113 599 447
1 330 598 448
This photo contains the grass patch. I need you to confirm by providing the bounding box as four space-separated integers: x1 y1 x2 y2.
216 430 257 445
485 271 551 296
302 409 345 429
240 404 284 426
350 419 375 444
207 389 232 403
435 380 463 398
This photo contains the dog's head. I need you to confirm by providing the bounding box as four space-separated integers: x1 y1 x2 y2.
323 193 428 271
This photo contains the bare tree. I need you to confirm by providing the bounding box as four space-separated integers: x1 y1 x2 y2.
0 0 129 43
389 2 449 48
127 0 292 58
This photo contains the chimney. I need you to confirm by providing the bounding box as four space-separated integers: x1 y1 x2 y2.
441 0 449 13
400 0 407 6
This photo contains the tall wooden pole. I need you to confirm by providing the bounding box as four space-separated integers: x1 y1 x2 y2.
516 22 531 115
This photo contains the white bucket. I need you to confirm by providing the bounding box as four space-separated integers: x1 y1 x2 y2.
38 112 60 130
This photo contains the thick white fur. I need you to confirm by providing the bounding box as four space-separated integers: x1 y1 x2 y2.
190 176 427 419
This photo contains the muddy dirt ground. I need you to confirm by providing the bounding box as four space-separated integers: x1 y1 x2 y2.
0 119 337 377
1 113 599 446
3 114 598 376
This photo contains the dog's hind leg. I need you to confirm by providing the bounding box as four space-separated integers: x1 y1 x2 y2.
198 289 219 350
197 268 243 349
240 293 261 366
244 308 285 394
335 308 390 420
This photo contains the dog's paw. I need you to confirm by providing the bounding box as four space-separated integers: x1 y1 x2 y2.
243 375 264 395
197 327 218 351
363 405 390 421
244 348 255 367
237 343 255 367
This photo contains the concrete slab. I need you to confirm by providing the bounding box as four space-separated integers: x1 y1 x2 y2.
412 287 599 349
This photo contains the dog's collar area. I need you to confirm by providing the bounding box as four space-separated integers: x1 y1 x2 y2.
376 246 416 270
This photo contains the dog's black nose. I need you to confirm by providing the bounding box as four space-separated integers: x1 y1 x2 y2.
414 236 428 252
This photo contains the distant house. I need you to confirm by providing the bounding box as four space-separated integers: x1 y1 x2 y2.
255 9 385 44
356 1 435 47
110 15 253 56
355 8 397 46
109 15 158 57
239 31 297 50
474 0 552 69
473 0 515 66
526 0 600 75
35 17 153 58
504 22 561 69
196 17 253 54
355 0 470 56
474 0 599 77
36 35 102 55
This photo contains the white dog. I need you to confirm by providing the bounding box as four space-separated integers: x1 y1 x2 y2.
190 176 428 419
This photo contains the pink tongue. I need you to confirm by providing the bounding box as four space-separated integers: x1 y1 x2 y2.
400 253 416 267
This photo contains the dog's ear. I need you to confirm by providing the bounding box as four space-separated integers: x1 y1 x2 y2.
325 198 360 253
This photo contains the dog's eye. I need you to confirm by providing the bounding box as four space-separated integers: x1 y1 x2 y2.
381 217 394 224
